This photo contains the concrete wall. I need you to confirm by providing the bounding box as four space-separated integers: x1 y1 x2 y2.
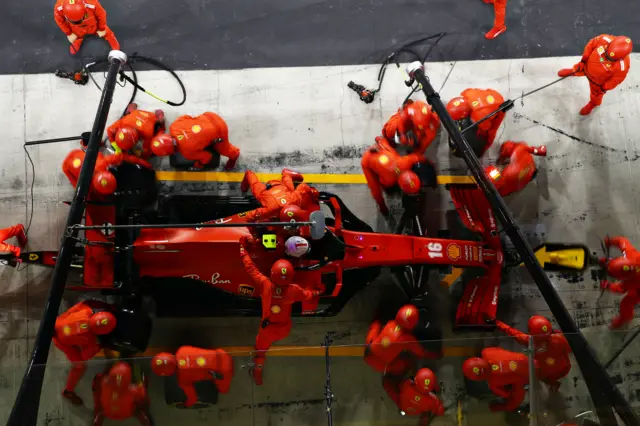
1 54 639 425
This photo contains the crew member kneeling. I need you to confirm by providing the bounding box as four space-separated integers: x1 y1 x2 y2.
151 346 234 408
151 112 240 170
486 141 547 197
383 368 444 425
92 362 152 426
382 100 440 156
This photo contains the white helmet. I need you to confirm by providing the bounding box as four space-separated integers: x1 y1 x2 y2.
285 236 310 258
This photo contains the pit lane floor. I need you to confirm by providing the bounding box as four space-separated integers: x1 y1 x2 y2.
2 55 640 425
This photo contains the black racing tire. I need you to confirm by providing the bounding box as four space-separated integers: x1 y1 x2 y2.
164 374 219 408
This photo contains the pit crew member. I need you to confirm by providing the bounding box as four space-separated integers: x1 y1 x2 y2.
151 112 240 170
446 88 506 157
54 0 120 55
62 148 152 197
365 305 439 375
0 224 28 257
239 240 324 385
361 137 434 217
383 368 444 425
558 35 632 115
495 316 571 392
53 300 117 405
106 103 166 158
599 236 640 329
382 100 440 155
92 362 152 426
240 169 320 223
151 346 234 407
462 347 530 412
486 141 547 197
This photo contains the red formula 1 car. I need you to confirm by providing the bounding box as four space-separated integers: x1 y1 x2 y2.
8 162 588 330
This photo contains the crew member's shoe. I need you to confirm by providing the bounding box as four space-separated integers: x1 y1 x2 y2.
69 39 84 55
62 389 84 406
485 26 506 40
16 224 28 247
557 68 575 78
579 102 597 116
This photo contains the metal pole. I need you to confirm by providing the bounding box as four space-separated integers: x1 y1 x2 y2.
405 61 637 426
528 336 538 426
7 50 127 426
24 135 83 146
71 220 317 230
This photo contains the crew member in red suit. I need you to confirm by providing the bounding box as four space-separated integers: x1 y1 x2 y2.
495 316 572 392
106 103 166 158
239 241 324 385
62 148 152 197
558 35 633 115
383 368 444 424
481 0 508 40
599 236 640 329
53 300 117 405
240 169 320 223
151 112 240 170
361 137 426 217
382 100 440 156
462 347 530 412
0 224 28 257
150 346 234 408
485 141 547 197
365 305 439 375
54 0 120 55
446 89 505 156
92 362 152 426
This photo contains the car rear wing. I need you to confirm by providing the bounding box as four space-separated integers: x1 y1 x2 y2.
405 61 638 426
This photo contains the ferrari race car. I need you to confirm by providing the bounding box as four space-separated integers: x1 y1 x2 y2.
7 161 590 329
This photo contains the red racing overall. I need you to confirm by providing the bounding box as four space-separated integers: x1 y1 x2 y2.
383 370 444 425
361 137 426 216
106 105 165 158
171 113 240 169
0 224 27 257
53 301 116 405
600 236 640 329
92 362 152 426
62 148 152 198
558 35 632 115
174 346 234 407
482 0 508 40
365 305 438 375
463 88 505 153
463 347 530 412
53 0 120 55
240 169 320 223
495 319 571 391
239 246 323 385
487 141 547 197
382 100 440 156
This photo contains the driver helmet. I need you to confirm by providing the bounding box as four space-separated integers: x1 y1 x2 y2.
285 236 310 258
88 311 117 335
446 97 471 121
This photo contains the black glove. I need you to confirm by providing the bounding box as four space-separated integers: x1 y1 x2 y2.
261 319 270 328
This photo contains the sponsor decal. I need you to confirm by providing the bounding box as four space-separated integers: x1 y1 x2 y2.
182 273 231 285
509 361 517 371
447 244 461 261
29 253 39 261
467 283 479 307
497 251 503 265
238 284 255 296
472 247 478 261
491 285 499 305
426 242 443 259
487 209 496 230
238 212 247 217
